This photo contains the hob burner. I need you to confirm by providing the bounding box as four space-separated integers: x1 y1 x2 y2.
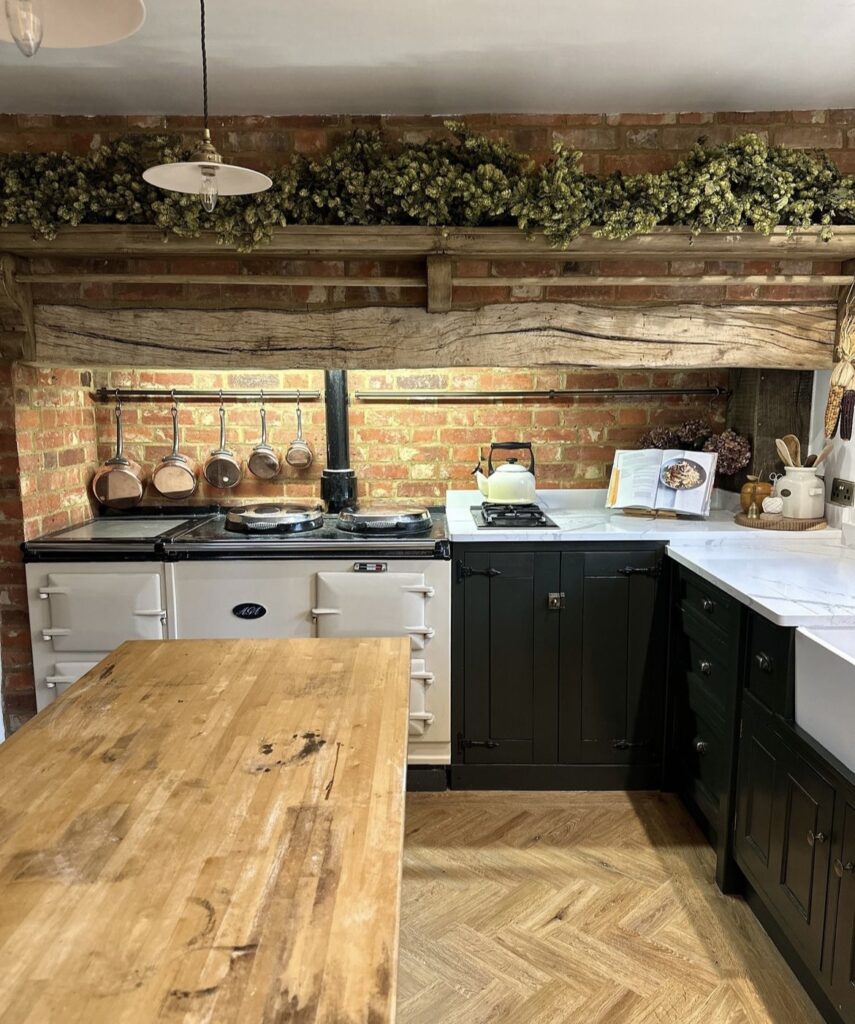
225 502 324 533
474 502 558 529
336 505 433 534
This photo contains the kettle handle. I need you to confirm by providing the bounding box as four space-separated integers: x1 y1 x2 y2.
487 442 535 477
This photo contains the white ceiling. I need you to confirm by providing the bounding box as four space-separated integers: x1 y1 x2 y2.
1 0 855 116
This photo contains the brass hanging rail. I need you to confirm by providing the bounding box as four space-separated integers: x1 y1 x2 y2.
354 386 730 402
93 388 320 402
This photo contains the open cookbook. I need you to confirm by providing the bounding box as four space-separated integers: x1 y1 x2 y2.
606 448 718 517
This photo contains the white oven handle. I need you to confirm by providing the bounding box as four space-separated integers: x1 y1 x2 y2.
39 586 70 599
406 626 435 639
408 711 435 723
45 675 78 688
311 608 341 617
134 609 168 626
41 628 71 641
411 671 435 684
401 584 435 597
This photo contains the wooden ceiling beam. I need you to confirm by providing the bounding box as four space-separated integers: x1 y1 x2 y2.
3 224 855 260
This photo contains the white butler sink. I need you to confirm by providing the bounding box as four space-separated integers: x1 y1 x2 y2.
795 627 855 773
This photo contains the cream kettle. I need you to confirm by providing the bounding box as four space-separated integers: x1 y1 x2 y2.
474 442 537 504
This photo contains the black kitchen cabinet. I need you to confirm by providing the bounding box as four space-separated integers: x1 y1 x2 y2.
451 542 666 789
734 690 782 896
558 549 665 768
829 801 855 1019
667 563 746 892
772 747 835 969
458 549 560 765
735 691 836 972
734 687 855 1023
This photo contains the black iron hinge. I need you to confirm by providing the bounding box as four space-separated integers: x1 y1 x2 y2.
456 560 502 584
617 563 661 578
457 732 500 752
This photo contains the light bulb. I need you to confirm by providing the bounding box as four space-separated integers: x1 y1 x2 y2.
5 0 43 57
199 169 218 213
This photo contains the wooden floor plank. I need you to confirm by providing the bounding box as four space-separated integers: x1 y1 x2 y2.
398 791 824 1024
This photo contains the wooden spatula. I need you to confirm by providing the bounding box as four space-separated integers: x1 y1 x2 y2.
776 438 794 466
781 434 801 467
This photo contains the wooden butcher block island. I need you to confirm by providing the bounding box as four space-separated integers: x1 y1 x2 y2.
0 637 412 1024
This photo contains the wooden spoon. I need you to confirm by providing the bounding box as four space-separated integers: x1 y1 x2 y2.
781 433 801 467
775 438 794 466
812 441 835 467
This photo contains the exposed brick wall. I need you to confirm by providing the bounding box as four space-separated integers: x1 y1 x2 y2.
4 109 855 174
15 366 99 540
84 366 729 504
0 106 836 730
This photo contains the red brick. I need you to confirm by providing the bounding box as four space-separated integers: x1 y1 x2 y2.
553 127 618 150
606 113 677 126
773 126 844 149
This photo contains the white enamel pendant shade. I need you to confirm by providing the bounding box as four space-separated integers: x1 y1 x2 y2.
0 0 145 48
142 161 273 198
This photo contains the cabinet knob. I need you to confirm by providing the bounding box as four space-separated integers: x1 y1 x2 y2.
807 829 827 847
834 858 854 877
547 592 566 610
754 652 773 673
694 739 708 755
701 598 715 613
699 659 712 676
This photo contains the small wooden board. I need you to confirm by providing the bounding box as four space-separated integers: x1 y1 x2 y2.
735 512 827 531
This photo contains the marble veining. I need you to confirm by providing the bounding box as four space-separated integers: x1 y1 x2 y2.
447 488 853 626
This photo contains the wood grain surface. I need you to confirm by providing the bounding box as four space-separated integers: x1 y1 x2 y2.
0 637 412 1024
30 300 834 370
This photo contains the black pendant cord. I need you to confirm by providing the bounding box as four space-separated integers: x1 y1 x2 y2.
200 0 209 130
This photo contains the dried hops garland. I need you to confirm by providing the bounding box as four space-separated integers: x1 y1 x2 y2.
2 125 855 252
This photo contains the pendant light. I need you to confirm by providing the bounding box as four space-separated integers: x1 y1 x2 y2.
143 0 272 212
2 0 145 58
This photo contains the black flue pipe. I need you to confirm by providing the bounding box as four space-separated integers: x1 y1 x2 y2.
321 369 358 511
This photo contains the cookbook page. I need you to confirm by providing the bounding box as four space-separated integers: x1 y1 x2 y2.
606 450 662 508
653 450 717 515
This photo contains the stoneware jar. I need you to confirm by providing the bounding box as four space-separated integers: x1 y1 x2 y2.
777 466 825 519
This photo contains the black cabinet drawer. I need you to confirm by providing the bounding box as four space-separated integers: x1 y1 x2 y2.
746 613 794 719
672 623 731 718
676 568 740 643
674 698 726 830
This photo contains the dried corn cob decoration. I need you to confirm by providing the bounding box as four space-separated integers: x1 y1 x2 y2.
826 283 855 438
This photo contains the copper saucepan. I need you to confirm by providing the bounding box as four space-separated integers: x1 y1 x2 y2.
203 399 242 489
247 395 280 480
92 400 145 510
285 391 313 469
152 400 197 500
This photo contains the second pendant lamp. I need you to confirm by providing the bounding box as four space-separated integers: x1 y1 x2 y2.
143 0 271 212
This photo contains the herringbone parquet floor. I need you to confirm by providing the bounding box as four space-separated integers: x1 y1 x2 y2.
397 791 824 1024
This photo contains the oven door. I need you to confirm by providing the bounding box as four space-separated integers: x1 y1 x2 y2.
313 571 433 649
313 571 437 736
39 571 166 652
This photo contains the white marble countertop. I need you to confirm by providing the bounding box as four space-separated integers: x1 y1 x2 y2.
447 489 854 626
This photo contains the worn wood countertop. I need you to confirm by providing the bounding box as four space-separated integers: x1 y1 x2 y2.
0 637 412 1024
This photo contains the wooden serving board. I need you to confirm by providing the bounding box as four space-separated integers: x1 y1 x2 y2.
735 512 828 531
0 637 412 1024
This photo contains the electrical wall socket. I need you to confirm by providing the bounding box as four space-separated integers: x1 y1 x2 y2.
830 478 855 507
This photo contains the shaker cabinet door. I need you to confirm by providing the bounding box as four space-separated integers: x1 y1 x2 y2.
457 550 560 764
770 749 834 969
829 801 855 1020
735 692 782 895
558 550 664 765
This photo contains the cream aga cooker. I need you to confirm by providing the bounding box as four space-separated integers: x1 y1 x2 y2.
24 505 452 767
